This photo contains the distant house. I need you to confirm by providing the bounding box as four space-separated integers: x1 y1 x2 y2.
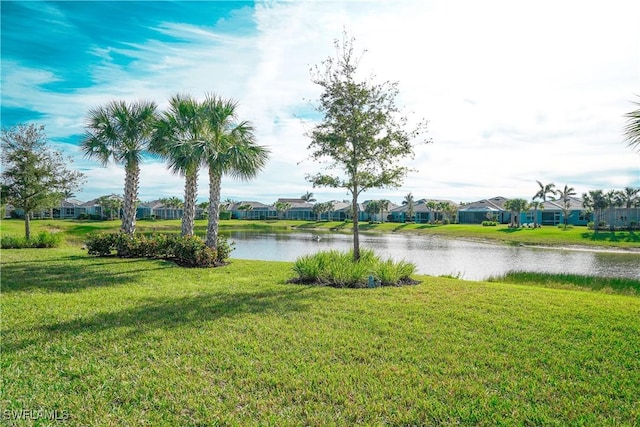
534 197 589 226
230 201 277 220
389 199 457 223
457 196 511 224
275 198 314 220
56 198 86 219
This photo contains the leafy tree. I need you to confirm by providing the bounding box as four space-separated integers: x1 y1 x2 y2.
623 97 640 152
152 94 206 236
1 124 85 239
200 94 270 249
275 201 291 220
305 34 428 261
312 201 331 221
301 191 316 202
97 195 123 220
81 100 158 235
402 193 415 223
426 200 438 223
504 198 529 227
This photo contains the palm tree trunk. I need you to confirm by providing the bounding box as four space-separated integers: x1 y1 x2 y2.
206 168 222 250
122 162 140 235
181 169 198 236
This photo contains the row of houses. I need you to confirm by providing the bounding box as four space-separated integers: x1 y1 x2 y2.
7 195 639 228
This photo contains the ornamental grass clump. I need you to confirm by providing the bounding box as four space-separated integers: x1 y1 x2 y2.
291 249 418 288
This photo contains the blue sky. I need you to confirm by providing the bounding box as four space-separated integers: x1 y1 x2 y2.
2 0 639 205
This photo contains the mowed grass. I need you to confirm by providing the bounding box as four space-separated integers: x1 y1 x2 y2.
2 247 639 425
2 218 639 249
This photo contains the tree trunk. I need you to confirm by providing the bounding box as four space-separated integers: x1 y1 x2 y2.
206 168 222 250
122 162 140 235
351 191 360 261
181 169 198 236
24 213 31 240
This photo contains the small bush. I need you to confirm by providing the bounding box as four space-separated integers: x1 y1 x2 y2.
482 221 497 226
84 233 233 268
171 236 216 268
291 249 419 288
1 231 62 249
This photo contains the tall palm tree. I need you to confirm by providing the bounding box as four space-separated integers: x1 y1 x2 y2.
402 193 415 222
556 184 576 228
620 187 640 208
504 198 529 227
301 191 316 202
529 200 544 227
200 94 270 250
623 98 640 152
151 94 205 236
81 100 158 234
378 199 390 223
534 181 556 202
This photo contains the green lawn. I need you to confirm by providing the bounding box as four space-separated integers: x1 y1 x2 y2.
2 247 639 425
2 218 639 250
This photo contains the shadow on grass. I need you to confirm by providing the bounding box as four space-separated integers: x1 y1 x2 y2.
581 231 640 243
0 256 167 293
43 287 312 334
497 228 524 234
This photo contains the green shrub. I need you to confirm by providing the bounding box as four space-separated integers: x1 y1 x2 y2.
171 236 217 268
291 249 418 288
85 232 118 256
84 232 232 268
482 221 497 226
1 231 62 249
215 235 235 264
374 258 417 286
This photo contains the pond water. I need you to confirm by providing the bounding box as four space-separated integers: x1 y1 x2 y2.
224 230 640 281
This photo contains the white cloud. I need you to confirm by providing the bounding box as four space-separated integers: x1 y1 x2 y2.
4 0 639 205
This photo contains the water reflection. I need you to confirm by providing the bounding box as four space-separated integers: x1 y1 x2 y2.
225 231 640 281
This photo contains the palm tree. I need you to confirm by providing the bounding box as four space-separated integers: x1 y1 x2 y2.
200 94 270 250
556 184 576 228
623 97 640 152
402 193 415 223
534 181 556 202
364 200 380 222
275 201 291 220
81 100 158 235
151 94 205 236
301 191 316 202
378 199 390 223
504 198 529 227
529 200 544 227
426 200 438 223
583 190 608 231
619 187 640 208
